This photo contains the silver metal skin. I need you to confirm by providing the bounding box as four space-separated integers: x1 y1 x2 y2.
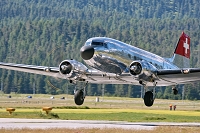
82 37 179 86
84 37 178 71
59 60 88 80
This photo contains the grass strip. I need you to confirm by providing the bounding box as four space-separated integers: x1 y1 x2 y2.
1 108 200 122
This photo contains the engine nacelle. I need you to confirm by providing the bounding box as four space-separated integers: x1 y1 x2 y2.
129 61 157 76
129 61 142 75
59 59 88 78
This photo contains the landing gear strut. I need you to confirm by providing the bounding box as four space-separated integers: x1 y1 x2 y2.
143 82 157 107
74 82 88 105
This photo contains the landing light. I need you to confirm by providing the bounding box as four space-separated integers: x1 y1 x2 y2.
6 108 15 115
42 107 52 114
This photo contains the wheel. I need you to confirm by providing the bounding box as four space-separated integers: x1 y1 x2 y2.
74 90 84 105
173 89 178 95
144 91 154 107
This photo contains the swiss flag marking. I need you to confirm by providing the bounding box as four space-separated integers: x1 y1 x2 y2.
183 38 189 54
174 32 190 59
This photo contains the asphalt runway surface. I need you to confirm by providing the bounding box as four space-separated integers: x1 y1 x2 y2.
1 118 200 130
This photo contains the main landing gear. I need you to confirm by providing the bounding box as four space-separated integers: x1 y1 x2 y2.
144 91 154 107
142 82 157 107
141 82 179 107
74 82 88 105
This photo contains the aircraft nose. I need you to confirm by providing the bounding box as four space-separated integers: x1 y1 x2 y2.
80 45 94 60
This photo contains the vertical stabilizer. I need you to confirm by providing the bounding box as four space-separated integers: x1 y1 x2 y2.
174 31 190 59
171 32 190 68
167 32 190 62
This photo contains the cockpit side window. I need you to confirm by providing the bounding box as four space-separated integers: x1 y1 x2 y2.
91 41 103 46
103 43 108 48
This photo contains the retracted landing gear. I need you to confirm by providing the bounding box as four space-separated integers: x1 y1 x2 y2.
172 86 178 95
143 82 157 107
74 82 88 105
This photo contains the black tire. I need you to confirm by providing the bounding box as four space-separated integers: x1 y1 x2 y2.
144 91 154 107
173 89 178 95
74 90 84 105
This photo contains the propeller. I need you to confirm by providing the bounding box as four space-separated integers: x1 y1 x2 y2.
46 45 68 92
59 61 73 74
129 62 142 75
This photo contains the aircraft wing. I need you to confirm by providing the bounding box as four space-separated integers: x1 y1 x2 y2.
0 61 133 84
1 61 200 86
156 68 200 85
0 62 61 78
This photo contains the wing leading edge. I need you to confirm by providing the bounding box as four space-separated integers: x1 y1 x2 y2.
0 61 143 85
0 62 61 78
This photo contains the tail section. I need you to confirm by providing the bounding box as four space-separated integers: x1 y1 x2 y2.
174 31 190 59
167 32 190 63
167 32 190 68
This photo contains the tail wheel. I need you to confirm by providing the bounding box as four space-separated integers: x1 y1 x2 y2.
172 86 178 95
144 91 154 107
74 90 84 105
173 89 178 95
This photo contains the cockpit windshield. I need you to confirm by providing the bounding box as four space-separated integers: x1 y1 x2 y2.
85 40 107 48
85 41 91 46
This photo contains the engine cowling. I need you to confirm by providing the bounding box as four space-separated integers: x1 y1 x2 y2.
59 59 88 78
129 61 158 81
129 61 142 75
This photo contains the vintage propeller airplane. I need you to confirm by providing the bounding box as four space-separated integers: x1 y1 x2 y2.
0 32 199 107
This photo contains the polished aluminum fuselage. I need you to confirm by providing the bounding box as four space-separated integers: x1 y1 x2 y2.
84 37 178 75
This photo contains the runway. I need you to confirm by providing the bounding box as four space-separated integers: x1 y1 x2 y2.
1 118 200 130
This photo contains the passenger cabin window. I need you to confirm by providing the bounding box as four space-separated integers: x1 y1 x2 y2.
103 43 108 48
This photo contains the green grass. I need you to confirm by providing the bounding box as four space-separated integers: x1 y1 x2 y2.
1 108 200 122
57 109 200 122
1 94 200 122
